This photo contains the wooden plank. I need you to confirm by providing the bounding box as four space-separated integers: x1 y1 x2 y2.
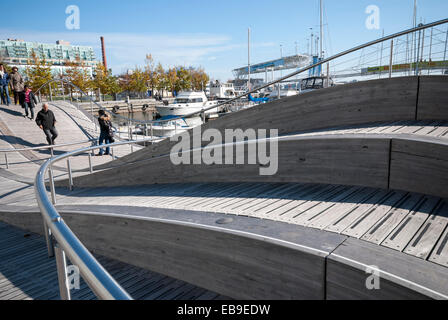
382 196 441 251
428 225 448 267
231 184 298 213
404 201 448 259
287 186 358 225
265 184 337 219
248 184 311 217
340 191 407 238
308 188 379 230
361 193 424 244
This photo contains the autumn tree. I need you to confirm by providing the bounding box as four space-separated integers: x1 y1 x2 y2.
128 67 149 98
165 67 178 95
175 67 192 93
190 67 209 91
154 63 166 97
91 63 120 97
25 50 54 95
144 54 158 96
63 57 91 97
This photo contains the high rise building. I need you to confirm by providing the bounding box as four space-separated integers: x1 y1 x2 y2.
0 39 98 77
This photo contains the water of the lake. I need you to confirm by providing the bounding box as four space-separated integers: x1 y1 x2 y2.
110 111 156 125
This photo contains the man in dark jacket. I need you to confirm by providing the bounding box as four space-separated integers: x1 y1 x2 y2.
0 63 10 106
35 103 58 145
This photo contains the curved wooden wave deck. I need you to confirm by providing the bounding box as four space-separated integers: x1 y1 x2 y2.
1 76 448 299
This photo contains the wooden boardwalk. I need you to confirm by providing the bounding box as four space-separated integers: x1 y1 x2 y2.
0 221 225 300
53 182 448 268
1 100 448 299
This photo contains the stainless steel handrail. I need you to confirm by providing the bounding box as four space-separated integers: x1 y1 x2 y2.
35 137 156 300
0 139 96 153
0 139 97 170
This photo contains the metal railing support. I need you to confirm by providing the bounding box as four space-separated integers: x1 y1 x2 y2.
4 154 8 169
55 244 72 300
389 39 394 79
61 81 65 102
67 158 73 191
48 167 57 205
88 153 93 173
43 221 55 258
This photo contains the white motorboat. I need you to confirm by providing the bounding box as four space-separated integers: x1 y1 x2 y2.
299 76 334 94
209 81 237 100
156 91 219 117
267 88 299 99
141 115 203 138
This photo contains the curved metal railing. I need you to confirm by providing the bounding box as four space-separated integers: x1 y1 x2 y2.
0 139 97 169
31 18 448 300
35 137 156 300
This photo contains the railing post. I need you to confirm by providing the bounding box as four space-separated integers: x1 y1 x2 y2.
443 26 448 73
49 84 53 102
88 153 93 174
150 123 153 143
389 39 394 79
55 244 72 300
48 167 57 205
428 27 433 75
67 158 73 191
91 140 96 156
62 81 65 102
4 154 8 169
43 221 55 258
144 124 148 147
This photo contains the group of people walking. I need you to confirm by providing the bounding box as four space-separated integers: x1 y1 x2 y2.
0 64 38 120
0 64 58 145
0 64 114 152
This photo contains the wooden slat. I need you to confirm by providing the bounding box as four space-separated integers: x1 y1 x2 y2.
382 196 441 251
340 191 408 238
361 193 424 244
404 201 448 259
429 225 448 267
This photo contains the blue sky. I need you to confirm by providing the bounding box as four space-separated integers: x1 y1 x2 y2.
1 0 447 80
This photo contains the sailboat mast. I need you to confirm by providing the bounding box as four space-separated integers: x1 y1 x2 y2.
320 0 324 59
248 27 251 91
